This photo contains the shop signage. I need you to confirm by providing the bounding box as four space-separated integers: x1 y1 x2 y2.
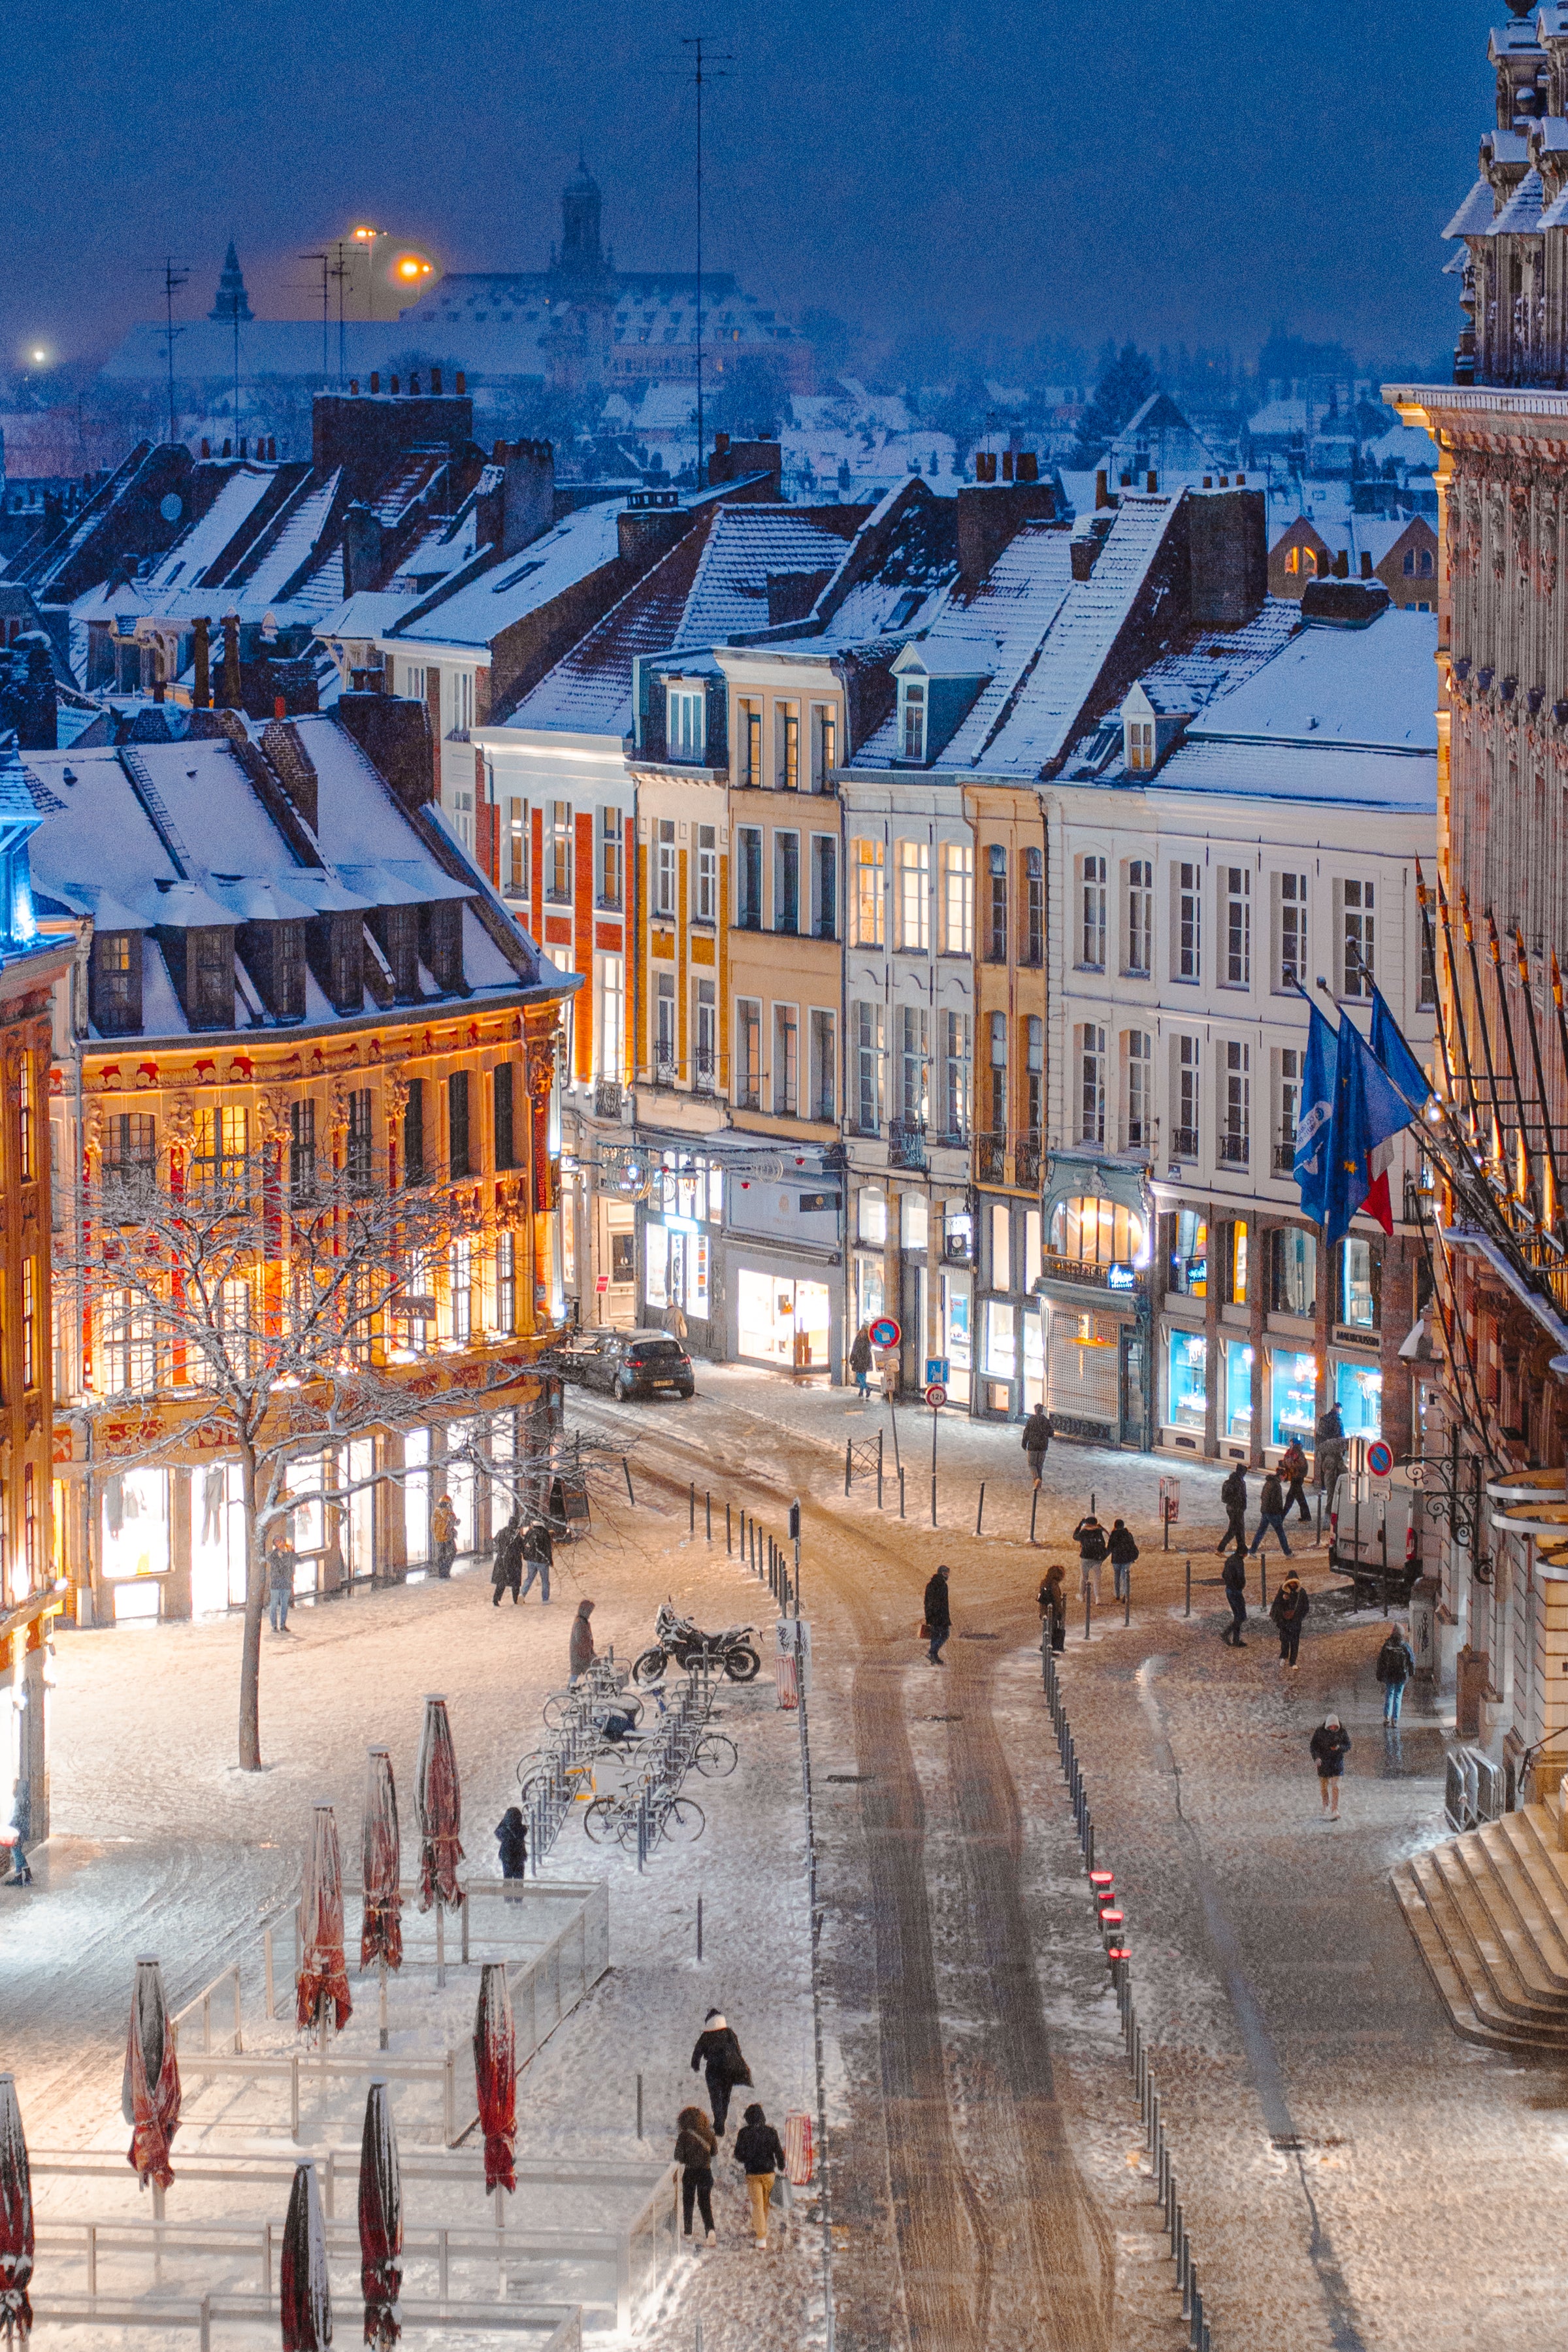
798 1192 841 1213
1107 1262 1137 1291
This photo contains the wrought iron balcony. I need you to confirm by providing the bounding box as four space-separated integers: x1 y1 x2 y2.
889 1118 928 1171
977 1131 1007 1185
1015 1138 1043 1189
1216 1133 1249 1168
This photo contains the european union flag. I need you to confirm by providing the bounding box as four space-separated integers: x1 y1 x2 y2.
1325 1015 1414 1245
1294 1001 1337 1226
1369 983 1430 1113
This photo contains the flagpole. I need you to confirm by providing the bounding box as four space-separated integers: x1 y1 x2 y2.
1513 929 1565 1247
1484 913 1537 1217
1459 890 1508 1182
1436 877 1482 1154
1414 858 1458 1107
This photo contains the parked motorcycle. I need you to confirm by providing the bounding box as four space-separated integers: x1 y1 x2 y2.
632 1599 761 1686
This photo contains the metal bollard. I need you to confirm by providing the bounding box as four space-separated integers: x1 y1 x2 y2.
697 1895 704 1961
1030 1488 1039 1544
1084 1588 1092 1642
845 1441 853 1497
975 1481 985 1536
636 2072 644 2139
706 1492 711 1542
1184 1557 1191 1616
931 1475 938 1529
899 1468 906 1518
1260 1556 1269 1610
726 1502 732 1555
623 1456 636 1505
689 1482 695 1534
1124 1569 1131 1628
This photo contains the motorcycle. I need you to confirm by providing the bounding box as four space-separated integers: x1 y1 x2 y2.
632 1598 762 1686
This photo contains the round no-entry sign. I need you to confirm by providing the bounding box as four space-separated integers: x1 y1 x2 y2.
924 1383 948 1410
869 1316 901 1350
1366 1439 1394 1478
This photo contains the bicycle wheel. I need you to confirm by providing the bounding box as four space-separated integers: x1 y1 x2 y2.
658 1796 706 1846
693 1733 737 1778
515 1749 551 1791
541 1691 580 1731
583 1798 621 1844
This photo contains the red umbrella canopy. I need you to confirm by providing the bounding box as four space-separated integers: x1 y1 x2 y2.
358 2078 402 2350
280 2158 332 2352
121 1956 180 2192
414 1695 464 1915
0 2074 32 2347
360 1748 402 1974
473 1961 517 2196
297 1802 353 2035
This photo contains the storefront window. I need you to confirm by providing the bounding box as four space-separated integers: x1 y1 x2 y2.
1335 1360 1382 1437
945 1277 972 1402
1169 1210 1207 1298
1049 1196 1146 1267
858 1190 887 1246
1022 1307 1045 1409
738 1270 831 1369
1341 1239 1377 1329
854 1255 885 1331
984 1300 1017 1378
100 1469 171 1586
689 1232 710 1317
943 1206 972 1263
1270 1350 1318 1446
1271 1229 1316 1318
1224 1340 1253 1438
901 1194 928 1250
1167 1330 1207 1429
644 1222 669 1310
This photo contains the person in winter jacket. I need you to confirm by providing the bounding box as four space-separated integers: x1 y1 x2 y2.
1249 1471 1293 1557
1270 1573 1310 1667
1107 1518 1139 1601
1021 1405 1054 1488
1315 1403 1347 1501
568 1599 596 1682
674 2106 719 2242
1073 1513 1107 1603
849 1325 874 1397
1038 1564 1067 1653
430 1492 459 1578
267 1531 297 1634
1279 1438 1313 1523
691 2010 752 2136
495 1806 528 1879
734 2103 787 2247
1309 1715 1351 1815
1376 1625 1416 1724
491 1514 523 1607
1217 1467 1248 1557
1221 1551 1249 1646
519 1516 554 1604
923 1565 953 1665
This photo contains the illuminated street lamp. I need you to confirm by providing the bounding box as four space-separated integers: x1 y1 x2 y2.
351 225 384 323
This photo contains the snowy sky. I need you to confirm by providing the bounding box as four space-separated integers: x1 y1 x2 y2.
7 0 1485 368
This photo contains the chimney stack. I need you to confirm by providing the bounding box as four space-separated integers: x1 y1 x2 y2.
1188 485 1267 628
1095 469 1109 509
431 367 442 395
1360 549 1373 579
370 372 380 394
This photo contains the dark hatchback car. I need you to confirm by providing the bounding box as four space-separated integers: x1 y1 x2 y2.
555 1328 695 1401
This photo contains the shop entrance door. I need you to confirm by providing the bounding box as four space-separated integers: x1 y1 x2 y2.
1119 1326 1146 1447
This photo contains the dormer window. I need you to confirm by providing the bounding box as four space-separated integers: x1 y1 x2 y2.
1126 719 1155 772
901 679 926 762
667 685 706 762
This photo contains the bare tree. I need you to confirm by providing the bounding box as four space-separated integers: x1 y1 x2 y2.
60 1152 571 1771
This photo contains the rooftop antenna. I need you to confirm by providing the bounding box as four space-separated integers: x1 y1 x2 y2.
300 252 330 382
330 242 352 387
147 259 190 446
680 34 732 490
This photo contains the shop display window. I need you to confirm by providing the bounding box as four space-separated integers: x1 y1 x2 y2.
1168 1330 1207 1428
1224 1340 1253 1437
1270 1349 1318 1446
1168 1209 1207 1297
1335 1360 1382 1437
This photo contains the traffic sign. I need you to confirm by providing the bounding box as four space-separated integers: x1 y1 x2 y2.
1366 1439 1394 1478
924 1356 950 1386
924 1383 948 1410
869 1316 901 1350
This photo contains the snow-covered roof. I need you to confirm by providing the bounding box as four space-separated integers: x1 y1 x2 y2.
1492 167 1547 233
382 502 625 650
1150 738 1437 810
1444 178 1500 237
1183 608 1439 753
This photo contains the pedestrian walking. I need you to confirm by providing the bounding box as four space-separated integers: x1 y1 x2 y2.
491 1512 523 1607
267 1528 297 1635
1217 1466 1248 1557
1270 1571 1310 1667
430 1492 459 1579
568 1597 596 1683
1073 1511 1107 1603
495 1806 528 1880
519 1514 554 1603
849 1324 874 1398
1309 1714 1351 1816
1107 1516 1139 1602
666 1299 689 1343
1315 1401 1347 1504
690 2009 752 2138
1221 1550 1249 1645
1376 1623 1416 1723
674 2106 719 2244
1249 1471 1294 1557
733 2103 787 2249
922 1564 953 1666
1279 1437 1313 1524
1021 1403 1054 1489
1038 1563 1068 1654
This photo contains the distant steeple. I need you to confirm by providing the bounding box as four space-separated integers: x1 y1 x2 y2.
555 158 606 287
208 241 254 325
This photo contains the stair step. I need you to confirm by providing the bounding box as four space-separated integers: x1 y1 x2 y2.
1475 1820 1568 1989
1393 1866 1536 2050
1408 1852 1568 2045
1445 1838 1568 2014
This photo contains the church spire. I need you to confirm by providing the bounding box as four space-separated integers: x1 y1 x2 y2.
208 240 254 325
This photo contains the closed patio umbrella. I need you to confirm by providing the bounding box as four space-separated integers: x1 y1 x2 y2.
297 1801 353 2036
357 2078 402 2349
414 1696 463 1914
473 1961 517 2197
360 1748 402 1972
280 2158 331 2352
0 2075 32 2346
122 1956 180 2194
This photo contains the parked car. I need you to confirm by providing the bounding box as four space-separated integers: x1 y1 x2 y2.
552 1328 695 1401
1329 1464 1424 1605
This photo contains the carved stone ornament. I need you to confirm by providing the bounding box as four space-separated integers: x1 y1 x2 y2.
1541 497 1559 593
164 1095 197 1150
327 1081 351 1137
257 1090 293 1142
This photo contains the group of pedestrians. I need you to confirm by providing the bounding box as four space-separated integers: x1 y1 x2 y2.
1217 1449 1314 1564
490 1509 557 1607
677 2010 792 2249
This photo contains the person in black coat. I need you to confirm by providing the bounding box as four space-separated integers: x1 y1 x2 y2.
495 1806 528 1879
674 2106 719 2242
1072 1513 1107 1603
1376 1625 1416 1725
691 2010 752 2136
1021 1405 1054 1488
1220 1550 1249 1646
1309 1716 1351 1816
1217 1467 1247 1558
519 1516 553 1604
1107 1518 1139 1603
733 2102 787 2246
1270 1573 1310 1667
491 1513 524 1607
923 1564 953 1665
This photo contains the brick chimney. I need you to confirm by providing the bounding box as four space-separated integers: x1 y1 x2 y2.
956 480 1058 589
343 502 384 596
1188 485 1267 628
708 435 783 494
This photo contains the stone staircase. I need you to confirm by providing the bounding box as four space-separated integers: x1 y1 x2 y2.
1394 1802 1568 2050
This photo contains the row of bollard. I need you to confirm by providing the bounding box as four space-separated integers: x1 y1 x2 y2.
1042 1641 1213 2352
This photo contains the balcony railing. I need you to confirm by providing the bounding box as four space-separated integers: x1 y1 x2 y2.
1040 1249 1143 1292
1016 1138 1043 1189
1273 1139 1296 1174
1171 1127 1198 1160
889 1119 928 1171
1217 1133 1249 1168
693 1051 716 1096
977 1132 1006 1185
653 1053 677 1089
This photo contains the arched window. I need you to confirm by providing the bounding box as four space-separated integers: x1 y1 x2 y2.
1048 1196 1145 1267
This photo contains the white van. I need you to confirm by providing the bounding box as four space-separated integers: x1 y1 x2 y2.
1328 1464 1424 1603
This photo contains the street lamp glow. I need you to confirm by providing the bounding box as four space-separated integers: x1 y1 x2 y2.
28 346 48 365
395 253 434 283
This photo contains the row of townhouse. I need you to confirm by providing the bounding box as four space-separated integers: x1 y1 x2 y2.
316 463 1437 1465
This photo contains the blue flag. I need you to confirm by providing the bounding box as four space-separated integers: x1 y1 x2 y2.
1369 983 1429 1113
1293 1002 1338 1226
1325 1015 1414 1245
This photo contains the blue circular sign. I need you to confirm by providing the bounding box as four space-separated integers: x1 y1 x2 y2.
868 1316 901 1350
